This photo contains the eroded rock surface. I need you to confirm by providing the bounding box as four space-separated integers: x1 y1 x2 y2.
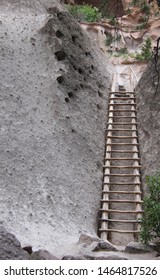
30 249 59 260
125 242 154 254
0 227 30 260
0 0 111 257
136 57 160 193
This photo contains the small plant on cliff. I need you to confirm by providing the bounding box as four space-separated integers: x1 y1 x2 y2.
104 33 113 46
140 173 160 244
99 0 109 18
66 4 101 22
140 1 150 16
135 37 152 61
130 0 139 7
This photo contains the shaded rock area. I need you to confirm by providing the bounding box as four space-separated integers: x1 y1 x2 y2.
0 0 112 257
125 242 154 254
30 250 59 260
0 227 30 260
0 229 158 260
136 57 160 193
78 232 101 245
87 240 117 252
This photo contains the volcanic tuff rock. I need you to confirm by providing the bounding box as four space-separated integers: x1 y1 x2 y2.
136 56 160 193
125 242 154 254
0 227 30 260
30 249 59 260
0 0 111 257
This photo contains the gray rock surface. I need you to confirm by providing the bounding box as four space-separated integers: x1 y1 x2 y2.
125 242 154 254
78 233 101 246
85 240 117 252
0 227 30 260
136 58 160 193
92 240 117 251
83 251 128 260
62 255 84 260
0 0 111 257
30 249 59 260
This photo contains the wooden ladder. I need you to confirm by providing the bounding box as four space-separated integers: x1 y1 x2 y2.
99 90 143 245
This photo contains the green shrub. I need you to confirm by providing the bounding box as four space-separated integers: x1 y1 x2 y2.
140 1 150 15
116 47 128 55
130 0 139 7
105 33 113 46
135 37 152 61
140 173 160 244
108 15 116 26
99 0 109 18
66 4 101 22
126 9 132 15
105 33 121 47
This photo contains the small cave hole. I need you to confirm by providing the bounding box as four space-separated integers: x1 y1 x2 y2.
57 75 64 84
71 129 76 133
68 92 74 98
23 246 33 255
85 51 90 56
72 35 76 44
65 97 69 103
91 65 94 70
98 91 103 98
56 30 64 38
78 68 83 75
57 12 63 20
55 50 67 61
80 83 84 88
97 104 101 110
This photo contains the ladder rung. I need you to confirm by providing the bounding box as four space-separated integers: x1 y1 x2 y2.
106 129 137 131
108 110 136 112
106 150 139 153
100 209 144 213
103 165 141 168
109 97 136 100
100 199 143 203
107 123 138 125
100 218 141 223
109 91 134 94
99 229 141 233
102 190 142 194
107 143 139 146
109 103 136 106
105 158 140 160
106 136 138 139
109 116 137 119
103 182 141 185
104 174 140 177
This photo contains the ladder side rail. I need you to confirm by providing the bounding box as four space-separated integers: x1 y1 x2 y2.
131 93 142 239
100 95 114 240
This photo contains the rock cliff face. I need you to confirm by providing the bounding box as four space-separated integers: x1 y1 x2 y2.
0 0 111 256
136 56 160 193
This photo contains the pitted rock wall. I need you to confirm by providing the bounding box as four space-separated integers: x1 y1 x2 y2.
136 57 160 194
0 0 111 256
